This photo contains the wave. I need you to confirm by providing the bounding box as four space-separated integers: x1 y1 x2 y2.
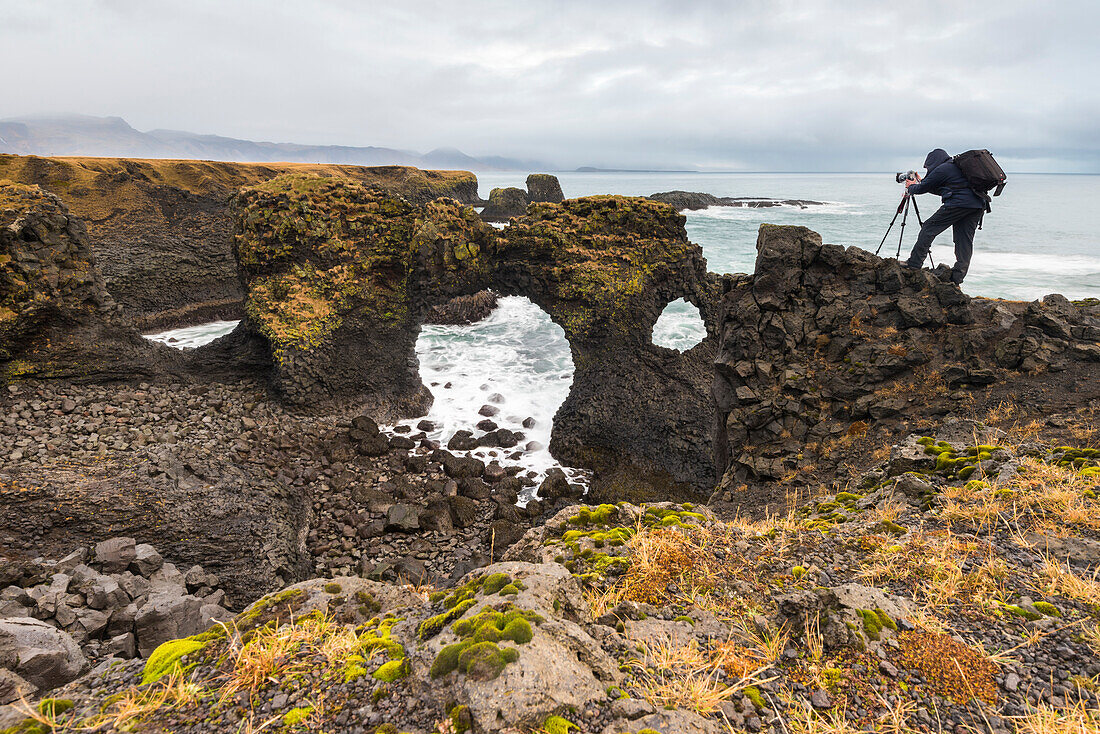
689 202 866 219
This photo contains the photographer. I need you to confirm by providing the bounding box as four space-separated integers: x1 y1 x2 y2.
901 148 985 284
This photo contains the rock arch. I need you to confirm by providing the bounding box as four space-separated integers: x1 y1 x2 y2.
229 176 722 495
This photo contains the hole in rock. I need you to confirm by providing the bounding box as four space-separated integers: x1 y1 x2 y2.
651 298 706 352
396 295 586 499
143 320 240 349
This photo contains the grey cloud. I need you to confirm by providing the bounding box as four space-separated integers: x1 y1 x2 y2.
1 0 1096 170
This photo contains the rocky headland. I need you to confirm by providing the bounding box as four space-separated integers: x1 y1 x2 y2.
0 155 480 330
1 159 1098 733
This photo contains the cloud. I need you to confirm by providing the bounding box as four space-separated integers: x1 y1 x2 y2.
1 0 1096 170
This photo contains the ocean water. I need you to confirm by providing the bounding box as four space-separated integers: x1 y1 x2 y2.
147 172 1099 483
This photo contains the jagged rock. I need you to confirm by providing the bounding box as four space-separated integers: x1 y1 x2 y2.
480 186 529 222
425 291 498 325
603 709 723 734
0 617 87 692
0 182 175 380
134 591 204 657
536 469 582 501
130 544 164 576
385 504 420 532
0 668 35 706
526 174 564 204
94 537 137 574
229 179 719 494
712 224 1100 499
648 190 824 211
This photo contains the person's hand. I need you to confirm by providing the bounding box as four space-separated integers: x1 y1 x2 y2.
904 176 920 189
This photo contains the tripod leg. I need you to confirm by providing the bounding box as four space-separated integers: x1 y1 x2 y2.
896 197 910 259
909 198 934 267
876 200 905 256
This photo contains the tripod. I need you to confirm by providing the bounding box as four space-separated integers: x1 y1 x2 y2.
875 194 935 267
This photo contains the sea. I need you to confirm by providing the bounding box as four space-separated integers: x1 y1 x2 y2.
146 172 1100 487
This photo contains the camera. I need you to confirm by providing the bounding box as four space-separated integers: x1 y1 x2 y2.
895 170 919 183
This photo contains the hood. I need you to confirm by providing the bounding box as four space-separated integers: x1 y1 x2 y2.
924 148 951 171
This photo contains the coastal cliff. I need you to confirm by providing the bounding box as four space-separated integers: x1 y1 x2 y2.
0 155 480 329
1 171 1098 733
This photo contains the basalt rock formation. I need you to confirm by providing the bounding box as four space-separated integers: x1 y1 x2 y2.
479 173 566 223
711 224 1100 507
231 175 720 494
525 173 564 203
0 182 177 383
479 186 530 223
0 155 480 329
649 190 825 211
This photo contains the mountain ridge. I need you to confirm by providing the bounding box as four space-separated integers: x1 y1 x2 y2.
0 114 549 171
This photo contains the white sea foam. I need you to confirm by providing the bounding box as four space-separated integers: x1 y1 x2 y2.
143 320 239 349
391 296 588 498
690 201 864 218
652 298 706 351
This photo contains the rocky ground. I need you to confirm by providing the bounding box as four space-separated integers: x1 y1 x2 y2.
0 378 586 607
1 415 1097 733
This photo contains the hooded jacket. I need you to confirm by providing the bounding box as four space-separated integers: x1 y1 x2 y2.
905 148 985 209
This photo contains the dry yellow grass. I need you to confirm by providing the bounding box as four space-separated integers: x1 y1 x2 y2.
784 696 917 734
626 638 772 715
1012 695 1100 734
1036 555 1100 604
89 669 204 731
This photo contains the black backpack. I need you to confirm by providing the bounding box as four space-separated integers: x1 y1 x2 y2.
953 149 1007 213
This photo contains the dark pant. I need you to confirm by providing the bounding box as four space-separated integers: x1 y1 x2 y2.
905 205 983 283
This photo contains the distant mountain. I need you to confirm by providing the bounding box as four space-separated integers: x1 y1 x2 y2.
0 114 550 171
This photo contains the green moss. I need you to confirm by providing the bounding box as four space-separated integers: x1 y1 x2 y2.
431 640 472 678
873 520 907 537
836 492 862 504
957 465 977 480
859 609 882 641
356 590 382 614
874 608 897 631
1032 601 1061 617
372 658 410 682
418 597 477 640
567 504 617 526
541 715 577 734
791 565 807 579
142 632 218 685
456 641 519 681
283 706 313 727
499 583 520 596
482 573 512 594
917 436 935 447
323 582 342 594
673 615 695 626
343 655 369 683
743 685 766 710
1003 604 1041 621
449 705 471 734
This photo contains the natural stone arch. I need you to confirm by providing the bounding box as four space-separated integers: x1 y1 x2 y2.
230 175 721 495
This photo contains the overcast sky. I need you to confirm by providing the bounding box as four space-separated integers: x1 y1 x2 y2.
2 0 1097 171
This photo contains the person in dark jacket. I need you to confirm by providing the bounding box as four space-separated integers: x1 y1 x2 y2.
902 148 985 284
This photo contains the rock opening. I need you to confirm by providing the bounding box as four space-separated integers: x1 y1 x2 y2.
651 298 707 351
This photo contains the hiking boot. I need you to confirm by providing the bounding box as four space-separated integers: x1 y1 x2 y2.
931 264 954 282
900 260 922 271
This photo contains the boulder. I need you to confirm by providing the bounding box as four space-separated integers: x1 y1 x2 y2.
130 544 164 576
94 537 137 574
480 187 529 222
0 617 87 691
526 174 564 204
134 591 205 657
